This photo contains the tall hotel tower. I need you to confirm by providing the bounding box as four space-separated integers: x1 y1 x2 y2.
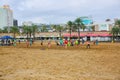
0 5 13 32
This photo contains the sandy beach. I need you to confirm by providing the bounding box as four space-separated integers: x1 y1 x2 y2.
0 42 120 80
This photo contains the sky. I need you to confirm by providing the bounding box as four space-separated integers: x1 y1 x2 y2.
0 0 120 25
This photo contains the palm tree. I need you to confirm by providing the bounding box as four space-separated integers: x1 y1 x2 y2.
115 19 120 40
10 26 19 38
0 28 3 33
28 27 32 38
74 17 83 43
31 24 38 40
72 22 77 32
67 21 73 39
111 26 120 41
56 25 63 38
81 23 86 31
63 25 68 32
23 25 31 39
115 19 120 27
51 24 57 32
2 27 8 33
41 24 48 32
91 25 95 31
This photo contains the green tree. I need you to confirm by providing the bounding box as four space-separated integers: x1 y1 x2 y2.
31 24 38 40
72 22 77 32
10 26 19 38
2 27 8 33
111 26 120 41
115 19 120 27
91 25 95 31
67 21 73 39
56 25 63 38
41 24 48 32
51 24 57 32
74 17 83 43
0 28 3 33
81 23 86 31
23 25 32 39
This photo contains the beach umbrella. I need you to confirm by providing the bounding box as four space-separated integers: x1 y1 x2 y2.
0 36 13 39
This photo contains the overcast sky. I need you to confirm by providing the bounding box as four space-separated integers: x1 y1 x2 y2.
0 0 120 25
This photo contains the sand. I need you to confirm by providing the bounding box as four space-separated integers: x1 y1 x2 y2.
0 42 120 80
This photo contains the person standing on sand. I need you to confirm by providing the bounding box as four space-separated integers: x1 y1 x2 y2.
70 39 74 46
1 39 4 46
78 39 80 45
26 39 29 48
82 39 85 45
96 39 98 45
13 39 17 47
75 39 78 46
8 39 11 46
18 39 20 44
29 39 33 46
59 38 63 46
67 40 71 47
93 40 95 45
86 40 90 49
55 40 59 46
41 40 43 46
64 39 68 48
48 40 51 48
0 40 1 46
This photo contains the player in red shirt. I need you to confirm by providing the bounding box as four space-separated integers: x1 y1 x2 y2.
64 39 68 48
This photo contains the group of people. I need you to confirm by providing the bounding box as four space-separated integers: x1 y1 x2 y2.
0 39 17 46
26 39 34 48
56 38 79 47
40 38 99 49
0 38 99 49
56 38 90 48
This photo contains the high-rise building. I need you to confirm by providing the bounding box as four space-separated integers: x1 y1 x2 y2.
13 19 18 26
0 5 13 31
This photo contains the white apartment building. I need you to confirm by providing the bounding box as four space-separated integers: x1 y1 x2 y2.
0 5 13 30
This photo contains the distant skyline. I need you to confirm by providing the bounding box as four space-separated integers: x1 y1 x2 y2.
0 0 120 25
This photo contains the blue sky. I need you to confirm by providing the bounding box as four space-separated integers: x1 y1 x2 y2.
0 0 120 25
